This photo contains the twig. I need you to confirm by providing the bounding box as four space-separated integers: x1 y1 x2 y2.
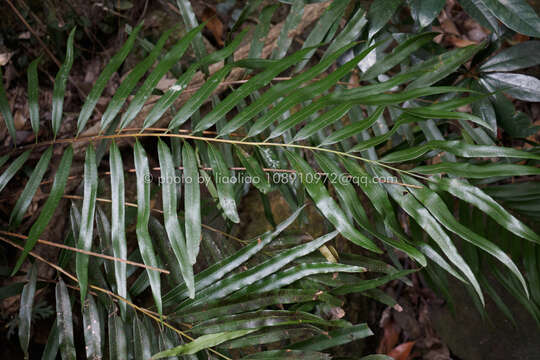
0 230 170 274
0 235 232 360
4 130 427 186
6 0 87 99
41 165 420 189
62 195 249 244
6 0 61 67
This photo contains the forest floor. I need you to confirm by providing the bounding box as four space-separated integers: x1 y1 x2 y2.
1 1 539 359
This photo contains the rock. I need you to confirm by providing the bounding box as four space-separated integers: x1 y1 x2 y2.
430 277 540 360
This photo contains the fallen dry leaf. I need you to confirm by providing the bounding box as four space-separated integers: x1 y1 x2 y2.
441 19 460 36
388 341 416 360
0 52 13 66
328 306 345 320
447 35 478 47
202 6 224 47
18 32 31 39
378 308 401 354
14 110 26 130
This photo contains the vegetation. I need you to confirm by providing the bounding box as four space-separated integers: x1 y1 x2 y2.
0 0 539 358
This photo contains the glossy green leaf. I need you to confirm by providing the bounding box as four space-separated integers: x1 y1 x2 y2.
409 0 445 27
157 139 195 298
294 0 348 72
0 155 7 168
109 141 127 316
108 312 127 360
207 143 240 223
324 7 367 57
403 174 529 297
483 72 540 102
338 86 476 106
176 0 207 63
267 97 329 140
416 242 467 283
168 65 231 129
152 330 256 358
459 0 501 34
315 153 426 266
249 44 377 137
100 29 172 130
293 102 353 141
157 328 182 360
480 0 540 37
96 206 116 286
271 0 304 59
27 56 41 136
249 5 278 58
371 166 484 304
165 206 304 309
182 142 201 264
469 85 497 137
291 323 373 351
41 322 60 360
523 242 540 304
149 216 184 286
430 177 540 244
485 182 540 202
221 327 318 350
320 106 385 146
146 33 245 130
482 79 539 138
381 140 540 162
235 146 271 194
178 231 339 310
241 350 331 360
286 150 382 253
333 269 417 295
76 145 97 303
363 32 437 80
175 289 342 323
134 140 162 315
413 162 540 178
12 147 73 275
360 355 394 360
18 263 37 358
407 44 483 90
340 253 411 283
219 43 356 136
77 24 142 134
119 25 203 129
194 46 315 133
401 106 492 131
133 317 152 360
232 262 366 298
192 310 339 335
64 207 80 269
480 41 540 72
340 157 405 239
329 70 426 102
0 67 16 142
51 28 76 137
10 148 52 227
82 294 102 360
56 279 76 360
367 0 402 39
0 150 31 193
426 94 489 112
201 29 248 67
493 266 540 323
